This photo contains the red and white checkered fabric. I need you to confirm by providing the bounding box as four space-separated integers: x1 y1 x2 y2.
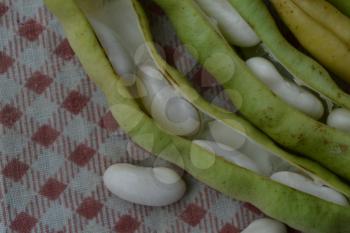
0 0 301 232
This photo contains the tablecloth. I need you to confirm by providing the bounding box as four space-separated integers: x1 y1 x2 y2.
0 0 292 232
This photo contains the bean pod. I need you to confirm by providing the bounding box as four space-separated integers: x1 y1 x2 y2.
44 0 350 232
153 0 350 182
271 0 350 83
83 0 201 137
200 0 350 110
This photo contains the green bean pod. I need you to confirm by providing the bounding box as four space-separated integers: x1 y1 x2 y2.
226 0 350 108
152 0 350 182
136 1 350 198
326 0 350 17
44 0 350 232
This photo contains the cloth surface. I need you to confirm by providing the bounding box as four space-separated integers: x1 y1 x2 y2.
0 0 298 233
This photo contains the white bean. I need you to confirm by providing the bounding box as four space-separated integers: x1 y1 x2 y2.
241 218 287 233
271 171 348 206
206 120 275 176
103 164 186 206
136 65 201 136
207 120 246 149
246 57 324 119
195 0 260 47
327 108 350 133
193 140 262 174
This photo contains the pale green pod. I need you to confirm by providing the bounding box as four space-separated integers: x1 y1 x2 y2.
153 0 350 182
135 0 350 196
44 0 350 232
80 0 201 137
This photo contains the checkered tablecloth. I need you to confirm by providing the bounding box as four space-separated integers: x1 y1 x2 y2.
0 0 295 232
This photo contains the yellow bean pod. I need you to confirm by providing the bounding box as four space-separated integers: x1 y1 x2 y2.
271 0 350 83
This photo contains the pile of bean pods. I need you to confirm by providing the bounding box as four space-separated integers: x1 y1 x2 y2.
45 0 350 232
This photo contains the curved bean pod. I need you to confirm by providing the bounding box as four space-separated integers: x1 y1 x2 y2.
153 51 350 194
224 0 350 109
271 0 350 83
45 0 350 232
246 57 324 119
154 0 350 181
82 0 201 137
138 12 350 195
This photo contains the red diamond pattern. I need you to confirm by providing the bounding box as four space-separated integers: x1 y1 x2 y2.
32 125 60 147
54 39 75 60
0 51 14 74
69 144 96 166
25 71 53 94
0 3 9 17
10 212 38 233
62 91 89 115
180 203 207 227
220 223 240 233
76 197 103 219
39 178 67 200
99 111 119 131
2 159 29 182
18 19 45 41
115 215 140 233
0 105 22 127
